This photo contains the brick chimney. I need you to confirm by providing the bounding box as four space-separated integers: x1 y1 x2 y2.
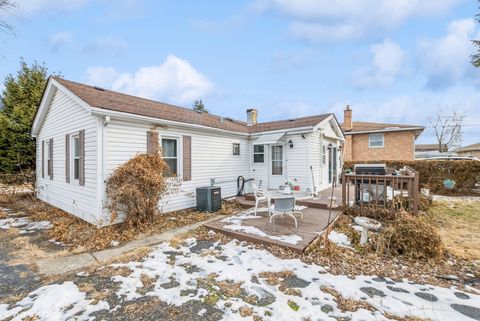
246 108 258 126
343 105 352 131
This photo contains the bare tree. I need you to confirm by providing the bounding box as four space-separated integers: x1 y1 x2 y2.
429 111 465 152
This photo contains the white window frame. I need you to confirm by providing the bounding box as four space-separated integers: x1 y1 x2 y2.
161 135 182 178
70 133 80 184
45 140 51 179
369 133 384 148
253 144 265 163
233 142 240 156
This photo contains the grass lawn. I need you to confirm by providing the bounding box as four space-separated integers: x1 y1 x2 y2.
432 200 480 261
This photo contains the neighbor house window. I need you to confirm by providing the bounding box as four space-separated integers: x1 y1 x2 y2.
162 138 179 176
369 133 384 148
71 134 80 181
233 143 240 156
253 145 264 163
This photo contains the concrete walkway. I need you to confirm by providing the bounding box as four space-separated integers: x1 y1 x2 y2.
37 216 221 276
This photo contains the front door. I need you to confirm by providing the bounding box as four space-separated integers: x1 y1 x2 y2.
269 145 285 189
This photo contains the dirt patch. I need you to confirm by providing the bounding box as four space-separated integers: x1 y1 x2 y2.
433 201 480 261
0 192 241 253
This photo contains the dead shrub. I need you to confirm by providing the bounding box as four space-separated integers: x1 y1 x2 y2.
376 214 444 259
344 160 480 195
105 152 177 226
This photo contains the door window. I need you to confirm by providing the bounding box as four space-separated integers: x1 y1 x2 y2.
271 146 283 175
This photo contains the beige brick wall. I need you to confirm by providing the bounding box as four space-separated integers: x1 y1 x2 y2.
344 131 415 161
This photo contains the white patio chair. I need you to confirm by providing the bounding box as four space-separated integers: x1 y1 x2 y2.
269 197 303 230
252 182 267 216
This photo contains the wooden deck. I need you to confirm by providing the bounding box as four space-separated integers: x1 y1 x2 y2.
204 206 339 254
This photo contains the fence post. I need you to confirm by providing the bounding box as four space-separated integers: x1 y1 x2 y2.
342 171 346 207
413 171 419 214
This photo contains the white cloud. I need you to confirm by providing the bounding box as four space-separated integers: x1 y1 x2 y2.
353 39 406 88
14 0 89 16
47 32 72 53
418 18 480 90
255 0 459 41
84 55 214 105
327 87 480 145
82 36 128 56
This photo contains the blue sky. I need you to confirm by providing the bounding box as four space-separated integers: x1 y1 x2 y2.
1 0 479 145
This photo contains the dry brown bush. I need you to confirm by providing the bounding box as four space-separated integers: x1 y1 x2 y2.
376 214 444 260
105 152 177 226
344 160 480 195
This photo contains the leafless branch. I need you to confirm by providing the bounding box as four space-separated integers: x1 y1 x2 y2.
429 111 465 151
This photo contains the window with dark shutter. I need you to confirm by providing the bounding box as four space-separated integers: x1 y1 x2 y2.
48 138 53 180
42 140 45 178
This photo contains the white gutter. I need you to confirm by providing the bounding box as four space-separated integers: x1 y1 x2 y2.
345 127 424 135
90 107 250 137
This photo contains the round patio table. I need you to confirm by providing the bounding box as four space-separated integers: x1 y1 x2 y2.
264 190 311 228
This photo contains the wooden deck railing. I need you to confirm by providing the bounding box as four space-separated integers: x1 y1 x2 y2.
341 171 419 214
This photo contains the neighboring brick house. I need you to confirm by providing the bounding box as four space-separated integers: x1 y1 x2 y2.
456 143 480 158
341 106 424 161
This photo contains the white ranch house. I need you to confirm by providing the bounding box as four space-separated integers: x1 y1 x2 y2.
31 77 345 226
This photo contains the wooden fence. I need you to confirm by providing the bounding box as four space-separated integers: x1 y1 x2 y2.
341 171 419 214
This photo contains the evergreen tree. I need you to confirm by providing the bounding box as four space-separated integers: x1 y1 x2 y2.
0 60 52 174
472 1 480 67
192 99 208 113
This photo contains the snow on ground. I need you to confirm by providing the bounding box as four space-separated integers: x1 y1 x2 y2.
111 238 480 321
327 230 352 248
0 281 109 321
0 217 52 234
220 207 306 245
432 195 480 203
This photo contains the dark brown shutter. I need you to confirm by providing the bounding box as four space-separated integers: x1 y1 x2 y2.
146 130 159 155
42 140 45 178
183 135 191 181
79 130 85 186
65 134 70 183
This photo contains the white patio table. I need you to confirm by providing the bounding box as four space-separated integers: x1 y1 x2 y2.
264 190 312 220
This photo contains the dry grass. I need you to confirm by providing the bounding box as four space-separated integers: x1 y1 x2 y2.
0 192 240 253
432 201 480 261
9 236 69 267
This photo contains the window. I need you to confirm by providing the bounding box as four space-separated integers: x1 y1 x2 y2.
369 133 384 148
253 145 264 163
271 145 283 175
46 140 52 178
233 143 240 156
71 135 80 181
322 145 326 164
162 138 178 176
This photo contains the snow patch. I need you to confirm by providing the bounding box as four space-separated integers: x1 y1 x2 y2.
0 281 109 321
0 217 52 233
327 230 352 248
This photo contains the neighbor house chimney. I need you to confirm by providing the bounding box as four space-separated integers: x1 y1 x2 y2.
344 105 352 131
246 108 258 126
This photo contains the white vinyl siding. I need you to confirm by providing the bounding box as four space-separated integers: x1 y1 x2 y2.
35 89 98 224
104 119 250 214
369 133 384 148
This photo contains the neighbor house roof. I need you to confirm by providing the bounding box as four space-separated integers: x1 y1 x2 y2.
457 143 480 152
340 121 424 137
53 77 332 134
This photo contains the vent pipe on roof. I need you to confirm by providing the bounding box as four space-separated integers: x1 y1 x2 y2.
246 108 258 126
